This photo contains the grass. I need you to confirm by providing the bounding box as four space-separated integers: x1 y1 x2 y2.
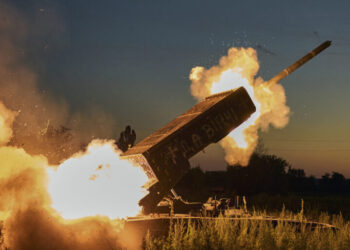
247 194 350 221
143 209 350 250
1 196 349 249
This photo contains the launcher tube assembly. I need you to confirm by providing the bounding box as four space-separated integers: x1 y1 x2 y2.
121 40 331 214
268 40 331 84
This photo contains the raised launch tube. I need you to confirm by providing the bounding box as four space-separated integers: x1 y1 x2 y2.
268 40 331 84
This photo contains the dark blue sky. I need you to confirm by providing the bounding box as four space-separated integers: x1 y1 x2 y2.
10 0 350 176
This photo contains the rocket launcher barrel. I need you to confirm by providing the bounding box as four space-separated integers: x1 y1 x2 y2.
268 40 331 84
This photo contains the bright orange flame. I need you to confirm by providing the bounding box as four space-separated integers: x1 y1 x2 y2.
0 103 149 222
48 140 148 219
0 101 145 248
190 47 290 165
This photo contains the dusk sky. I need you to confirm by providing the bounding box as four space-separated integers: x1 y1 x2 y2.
7 0 350 176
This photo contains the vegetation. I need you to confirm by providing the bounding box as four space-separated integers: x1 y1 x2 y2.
176 153 350 199
174 152 350 218
246 194 350 221
150 149 350 249
144 211 350 250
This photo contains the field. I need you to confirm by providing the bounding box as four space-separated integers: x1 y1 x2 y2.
1 195 349 249
143 212 349 250
143 196 350 250
240 194 350 224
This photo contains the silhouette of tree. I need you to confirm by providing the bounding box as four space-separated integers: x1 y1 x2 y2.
320 173 331 193
320 172 347 194
118 127 350 198
287 167 317 193
223 153 291 195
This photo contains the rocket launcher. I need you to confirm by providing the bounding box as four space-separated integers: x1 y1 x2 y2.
121 41 331 214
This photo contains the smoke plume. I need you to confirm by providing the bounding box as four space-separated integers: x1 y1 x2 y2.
0 2 137 249
0 1 117 165
190 47 290 166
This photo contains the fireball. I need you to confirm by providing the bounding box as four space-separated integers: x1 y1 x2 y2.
48 140 148 219
190 47 290 166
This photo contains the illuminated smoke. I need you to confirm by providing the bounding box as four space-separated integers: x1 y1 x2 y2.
0 3 147 249
0 2 117 165
190 47 290 166
0 101 147 249
0 101 16 146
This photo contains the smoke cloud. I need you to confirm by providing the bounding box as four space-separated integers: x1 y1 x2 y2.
0 2 134 249
190 47 290 166
0 1 117 165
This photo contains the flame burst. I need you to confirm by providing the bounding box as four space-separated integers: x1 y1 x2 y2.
0 101 148 221
0 100 148 248
190 47 290 165
48 140 148 219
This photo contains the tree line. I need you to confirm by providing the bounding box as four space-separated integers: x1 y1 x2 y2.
116 126 349 201
175 152 350 201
